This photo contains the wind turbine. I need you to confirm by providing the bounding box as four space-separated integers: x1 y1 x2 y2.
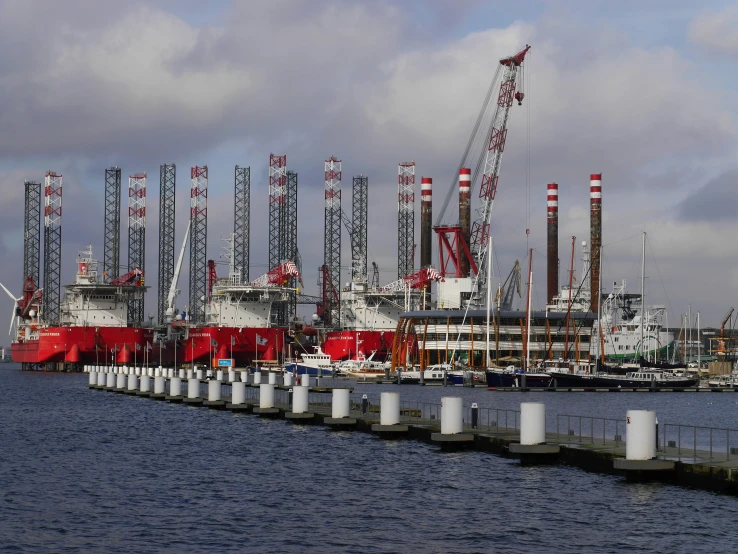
0 283 21 336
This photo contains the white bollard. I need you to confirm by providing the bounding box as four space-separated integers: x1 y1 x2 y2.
268 372 277 385
187 369 194 379
380 392 400 425
259 383 275 408
116 373 126 389
208 380 221 401
188 378 200 399
140 374 151 393
196 369 204 380
332 389 350 419
88 370 96 386
179 368 185 379
626 410 657 460
253 371 262 385
293 386 309 413
228 369 235 383
240 370 248 383
97 370 106 386
154 375 165 394
216 370 224 382
441 397 464 435
232 381 246 404
170 377 182 396
147 368 154 378
135 367 141 376
127 373 138 391
301 375 311 388
206 369 213 379
520 402 546 445
283 372 293 387
168 368 174 379
106 372 115 388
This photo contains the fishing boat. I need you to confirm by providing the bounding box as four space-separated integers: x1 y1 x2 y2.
549 369 698 388
284 345 335 376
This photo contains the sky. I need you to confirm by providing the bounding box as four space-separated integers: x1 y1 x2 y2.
1 0 738 333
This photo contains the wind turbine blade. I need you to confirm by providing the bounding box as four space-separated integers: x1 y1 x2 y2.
8 301 16 336
0 282 16 302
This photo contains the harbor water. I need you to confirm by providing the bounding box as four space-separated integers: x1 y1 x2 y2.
2 365 738 553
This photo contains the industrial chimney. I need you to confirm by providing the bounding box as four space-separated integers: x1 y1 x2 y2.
590 174 602 313
459 168 471 278
420 177 432 269
547 183 558 304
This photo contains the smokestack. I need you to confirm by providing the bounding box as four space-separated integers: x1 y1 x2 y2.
420 177 432 269
590 173 602 313
547 183 559 304
459 168 471 278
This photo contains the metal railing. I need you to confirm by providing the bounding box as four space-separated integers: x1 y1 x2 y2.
660 423 738 461
556 414 624 446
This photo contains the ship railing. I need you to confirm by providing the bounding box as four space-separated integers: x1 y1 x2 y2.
556 414 625 447
659 423 738 462
465 406 520 433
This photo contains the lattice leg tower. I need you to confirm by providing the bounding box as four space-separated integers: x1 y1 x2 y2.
352 175 368 282
268 154 286 272
398 162 415 279
284 171 299 325
234 166 250 282
324 157 342 328
103 167 122 282
127 173 146 324
23 181 41 286
43 171 62 324
158 164 176 323
189 166 208 325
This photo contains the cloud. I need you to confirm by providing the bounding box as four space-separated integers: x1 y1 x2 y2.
676 170 738 222
689 6 738 55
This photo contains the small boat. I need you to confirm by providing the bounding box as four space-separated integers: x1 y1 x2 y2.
284 346 335 376
550 369 699 389
399 364 450 383
708 373 738 388
485 366 555 389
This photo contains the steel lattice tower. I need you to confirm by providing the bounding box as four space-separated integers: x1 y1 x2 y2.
189 166 208 325
324 156 342 328
351 175 368 282
103 167 121 282
234 165 250 282
268 154 287 272
127 173 146 324
158 164 176 323
23 181 41 287
42 171 62 324
284 170 299 325
397 162 415 279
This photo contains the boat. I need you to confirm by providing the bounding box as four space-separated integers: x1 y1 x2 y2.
284 345 335 376
549 369 699 389
708 373 738 388
399 363 451 383
7 246 153 369
485 366 556 388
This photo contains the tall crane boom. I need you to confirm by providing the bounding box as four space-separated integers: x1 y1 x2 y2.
166 221 190 319
470 45 530 289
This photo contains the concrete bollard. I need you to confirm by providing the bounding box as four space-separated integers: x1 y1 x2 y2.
268 372 277 385
332 389 350 419
188 378 200 399
301 375 311 388
520 402 546 445
196 369 204 380
253 371 262 385
232 381 246 404
240 370 248 383
147 367 154 378
135 367 141 376
187 369 194 379
626 410 656 460
97 370 106 386
441 397 464 435
140 374 151 393
168 367 174 379
206 369 213 379
88 370 96 386
283 372 293 387
154 375 165 395
228 369 235 383
170 377 182 396
179 368 185 379
259 384 275 409
106 372 115 388
116 372 126 389
293 386 309 414
380 392 400 425
127 373 138 391
208 380 221 401
216 370 224 382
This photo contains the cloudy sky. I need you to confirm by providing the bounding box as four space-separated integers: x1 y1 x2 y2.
1 0 737 333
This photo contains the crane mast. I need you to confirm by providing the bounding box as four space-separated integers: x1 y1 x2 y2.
470 45 530 295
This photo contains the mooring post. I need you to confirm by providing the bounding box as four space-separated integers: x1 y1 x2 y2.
471 402 479 429
362 394 368 416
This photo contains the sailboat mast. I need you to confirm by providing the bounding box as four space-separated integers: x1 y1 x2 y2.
525 248 533 372
596 244 603 370
641 231 646 357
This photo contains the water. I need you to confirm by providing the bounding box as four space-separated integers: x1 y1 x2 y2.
2 366 737 553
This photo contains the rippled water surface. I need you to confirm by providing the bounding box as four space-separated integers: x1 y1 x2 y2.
2 366 738 553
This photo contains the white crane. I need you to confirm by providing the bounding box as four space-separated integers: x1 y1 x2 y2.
166 222 191 321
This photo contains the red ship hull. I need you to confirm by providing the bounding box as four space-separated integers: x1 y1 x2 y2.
11 326 155 366
179 327 286 366
321 330 395 362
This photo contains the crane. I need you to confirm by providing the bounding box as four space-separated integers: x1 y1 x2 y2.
166 221 191 320
716 306 734 357
250 261 301 288
379 268 441 293
110 267 143 286
498 260 522 311
435 44 530 299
